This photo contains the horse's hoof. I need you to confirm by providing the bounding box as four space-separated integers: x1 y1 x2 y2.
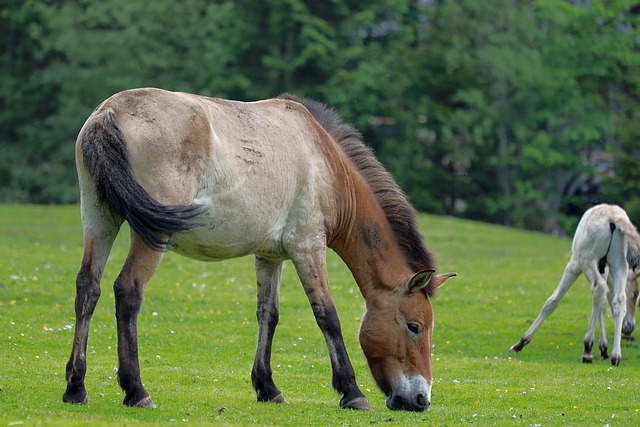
127 395 156 408
136 396 156 408
341 396 373 411
270 393 287 404
509 337 529 353
582 355 593 364
62 388 88 405
610 355 621 366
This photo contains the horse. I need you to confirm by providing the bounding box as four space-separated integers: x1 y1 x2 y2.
62 88 456 412
509 204 640 366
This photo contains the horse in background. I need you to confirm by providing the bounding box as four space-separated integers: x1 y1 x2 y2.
510 204 640 365
62 88 455 412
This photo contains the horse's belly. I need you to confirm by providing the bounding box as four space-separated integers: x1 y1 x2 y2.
167 225 285 262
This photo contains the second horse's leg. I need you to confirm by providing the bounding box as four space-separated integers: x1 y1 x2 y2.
607 233 628 366
582 264 608 363
509 260 581 353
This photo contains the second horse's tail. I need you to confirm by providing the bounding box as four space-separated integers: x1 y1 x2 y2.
611 211 640 270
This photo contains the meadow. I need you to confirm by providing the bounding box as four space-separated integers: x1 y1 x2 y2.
1 204 639 426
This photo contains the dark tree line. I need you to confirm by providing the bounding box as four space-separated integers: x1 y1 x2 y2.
2 0 639 234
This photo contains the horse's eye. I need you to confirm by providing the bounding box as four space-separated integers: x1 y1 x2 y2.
407 323 420 335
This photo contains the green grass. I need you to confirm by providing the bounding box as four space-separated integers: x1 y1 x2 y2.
1 204 640 426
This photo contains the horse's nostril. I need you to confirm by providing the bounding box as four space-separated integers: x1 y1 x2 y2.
416 393 428 408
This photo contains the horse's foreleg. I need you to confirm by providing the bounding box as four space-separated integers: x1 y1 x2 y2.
292 251 372 411
251 256 286 403
63 223 119 405
582 265 608 363
114 232 163 408
509 260 581 353
621 271 638 336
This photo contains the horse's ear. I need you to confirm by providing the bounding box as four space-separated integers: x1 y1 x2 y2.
430 272 457 289
407 270 435 294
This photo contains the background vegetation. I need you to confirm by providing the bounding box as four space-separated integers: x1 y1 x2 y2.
2 204 640 426
2 0 640 234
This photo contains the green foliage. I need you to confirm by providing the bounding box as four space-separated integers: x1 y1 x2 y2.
602 2 640 221
417 0 638 232
1 1 640 233
0 0 62 202
3 204 640 426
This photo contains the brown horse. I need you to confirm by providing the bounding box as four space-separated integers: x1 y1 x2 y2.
63 88 455 411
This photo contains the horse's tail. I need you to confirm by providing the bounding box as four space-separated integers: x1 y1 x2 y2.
610 209 640 270
79 108 203 250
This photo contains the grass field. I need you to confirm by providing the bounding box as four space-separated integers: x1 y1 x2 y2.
1 204 640 426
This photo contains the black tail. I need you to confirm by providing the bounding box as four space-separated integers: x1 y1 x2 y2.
80 109 203 250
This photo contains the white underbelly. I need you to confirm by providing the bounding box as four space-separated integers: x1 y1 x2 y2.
167 217 287 262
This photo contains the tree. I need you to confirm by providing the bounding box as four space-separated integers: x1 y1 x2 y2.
1 0 639 238
0 0 59 202
601 2 640 225
410 0 636 233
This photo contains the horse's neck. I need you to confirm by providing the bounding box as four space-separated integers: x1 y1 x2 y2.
328 186 412 299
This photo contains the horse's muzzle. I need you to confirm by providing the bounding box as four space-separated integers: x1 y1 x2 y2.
385 393 430 411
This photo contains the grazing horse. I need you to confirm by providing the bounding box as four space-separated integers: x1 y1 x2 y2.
63 88 455 411
510 204 640 366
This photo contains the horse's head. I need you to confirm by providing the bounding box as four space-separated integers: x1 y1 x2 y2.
359 270 455 411
623 267 640 336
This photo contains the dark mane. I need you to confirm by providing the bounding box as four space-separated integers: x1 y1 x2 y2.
279 94 436 293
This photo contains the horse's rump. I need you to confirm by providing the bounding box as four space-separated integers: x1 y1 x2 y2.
608 209 640 270
79 107 203 250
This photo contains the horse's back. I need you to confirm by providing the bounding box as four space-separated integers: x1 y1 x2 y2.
85 88 327 193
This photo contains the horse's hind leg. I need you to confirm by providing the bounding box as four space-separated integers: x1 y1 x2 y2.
606 233 628 366
114 232 164 407
63 213 120 404
509 259 581 352
251 256 286 403
582 264 608 363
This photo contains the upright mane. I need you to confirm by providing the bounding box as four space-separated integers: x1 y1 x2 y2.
279 94 436 291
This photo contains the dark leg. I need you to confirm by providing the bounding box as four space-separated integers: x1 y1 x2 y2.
114 233 163 407
292 251 371 411
251 256 286 403
312 301 370 410
64 223 119 404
